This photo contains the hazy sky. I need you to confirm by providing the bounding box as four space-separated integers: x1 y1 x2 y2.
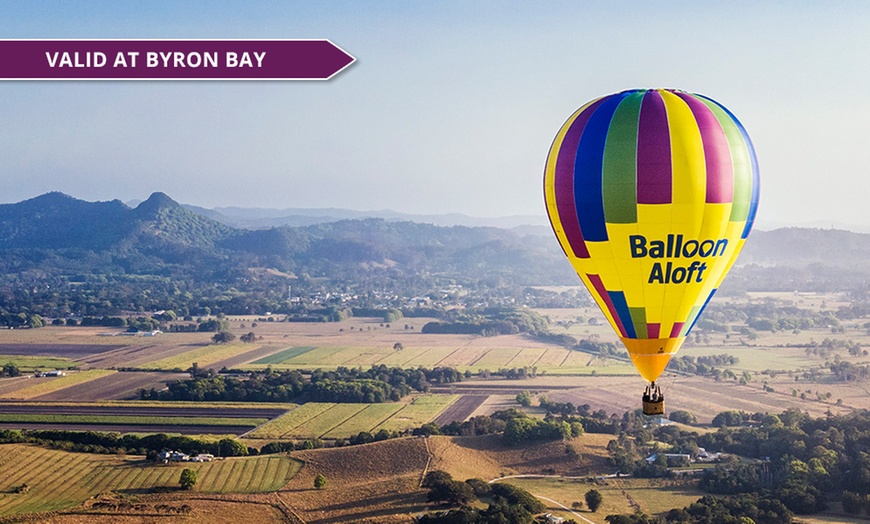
1 2 869 230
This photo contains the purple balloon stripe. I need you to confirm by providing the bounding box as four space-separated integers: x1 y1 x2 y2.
636 90 672 204
554 98 606 259
675 92 733 203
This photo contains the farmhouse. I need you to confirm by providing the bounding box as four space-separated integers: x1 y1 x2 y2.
645 453 691 465
696 447 722 462
159 450 190 463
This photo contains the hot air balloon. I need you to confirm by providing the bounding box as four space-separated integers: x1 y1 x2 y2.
544 89 759 415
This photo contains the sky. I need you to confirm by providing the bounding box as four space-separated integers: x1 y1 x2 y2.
1 1 869 231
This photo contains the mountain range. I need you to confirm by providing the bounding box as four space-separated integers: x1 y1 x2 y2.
1 192 869 293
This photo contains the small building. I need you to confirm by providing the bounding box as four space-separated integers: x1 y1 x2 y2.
143 330 162 337
696 447 722 462
44 370 66 377
191 453 214 462
158 450 191 463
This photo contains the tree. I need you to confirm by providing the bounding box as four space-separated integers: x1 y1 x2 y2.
218 438 248 457
179 468 197 490
516 390 532 407
572 501 584 510
393 342 404 351
240 331 257 343
314 473 327 489
585 489 603 512
212 331 236 344
668 410 697 425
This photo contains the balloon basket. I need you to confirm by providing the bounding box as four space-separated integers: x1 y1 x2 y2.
642 383 665 416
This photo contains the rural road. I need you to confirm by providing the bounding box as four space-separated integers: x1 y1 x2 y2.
488 473 624 524
535 495 597 524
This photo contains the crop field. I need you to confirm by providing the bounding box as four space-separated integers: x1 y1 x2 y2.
31 371 189 401
245 402 337 439
245 343 635 375
140 343 262 370
246 395 459 440
0 413 267 427
283 403 369 438
0 370 116 400
373 395 458 433
0 444 302 515
0 355 75 371
321 403 404 438
250 345 316 364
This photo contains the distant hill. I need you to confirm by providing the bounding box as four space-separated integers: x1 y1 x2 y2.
183 203 549 230
740 228 870 269
0 192 576 287
2 192 870 296
0 192 234 251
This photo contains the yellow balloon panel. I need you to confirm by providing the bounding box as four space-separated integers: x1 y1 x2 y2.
544 89 760 383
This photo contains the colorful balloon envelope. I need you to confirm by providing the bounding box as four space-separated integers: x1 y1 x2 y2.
544 89 759 383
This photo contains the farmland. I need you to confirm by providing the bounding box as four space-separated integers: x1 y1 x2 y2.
0 403 290 436
0 444 301 515
501 476 704 521
246 394 458 440
141 343 264 371
0 370 116 400
244 342 636 375
0 355 75 371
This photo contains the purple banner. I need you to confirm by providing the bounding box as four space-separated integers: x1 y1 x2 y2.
0 40 355 80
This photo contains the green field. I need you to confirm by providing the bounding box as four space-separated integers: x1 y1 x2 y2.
0 355 77 371
284 403 368 438
251 346 316 364
0 444 302 515
246 402 337 439
246 395 459 440
374 395 458 432
321 403 404 438
0 370 116 400
0 414 267 427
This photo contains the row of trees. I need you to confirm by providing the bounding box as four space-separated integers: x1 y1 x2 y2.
141 365 464 403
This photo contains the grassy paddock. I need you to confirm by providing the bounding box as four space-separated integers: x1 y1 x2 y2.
0 355 76 371
0 370 116 400
501 477 703 518
0 444 302 515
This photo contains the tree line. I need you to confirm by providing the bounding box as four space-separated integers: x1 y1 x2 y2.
140 365 464 403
